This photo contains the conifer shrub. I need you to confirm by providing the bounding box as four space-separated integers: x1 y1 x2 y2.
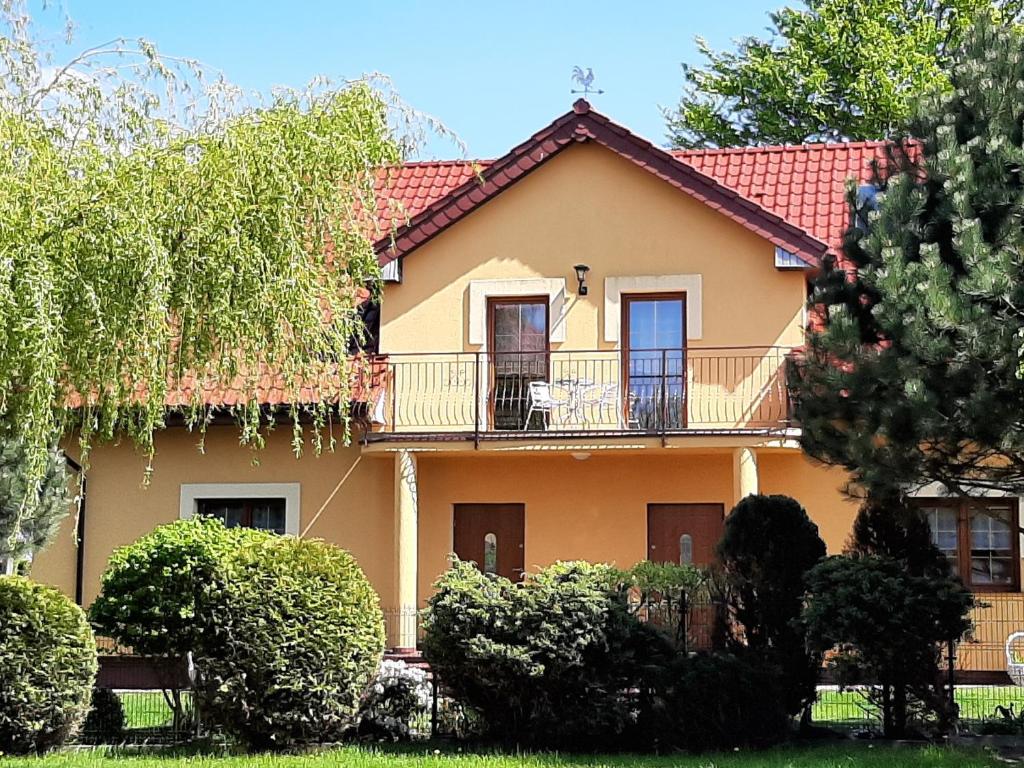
658 651 788 751
716 494 826 719
421 559 671 749
0 576 97 755
803 554 973 737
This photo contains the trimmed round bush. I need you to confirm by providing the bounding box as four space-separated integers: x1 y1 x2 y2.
90 516 253 657
0 576 97 755
193 535 385 750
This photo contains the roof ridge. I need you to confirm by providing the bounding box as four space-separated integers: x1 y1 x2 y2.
385 141 897 168
384 158 493 169
671 140 894 157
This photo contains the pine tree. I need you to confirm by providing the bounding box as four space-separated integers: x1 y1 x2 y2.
792 17 1024 496
0 440 74 572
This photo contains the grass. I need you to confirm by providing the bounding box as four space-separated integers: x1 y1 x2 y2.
812 686 1024 727
115 693 189 732
0 745 1007 768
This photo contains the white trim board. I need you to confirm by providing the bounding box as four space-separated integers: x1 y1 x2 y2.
179 482 301 536
604 275 703 342
467 278 568 345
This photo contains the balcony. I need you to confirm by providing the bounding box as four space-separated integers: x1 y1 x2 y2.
360 346 797 442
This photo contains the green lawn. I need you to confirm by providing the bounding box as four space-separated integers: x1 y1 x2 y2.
0 745 1005 768
116 692 190 732
812 687 1024 727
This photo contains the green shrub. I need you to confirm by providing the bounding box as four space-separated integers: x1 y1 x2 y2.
717 494 826 719
81 688 125 744
192 535 385 750
89 516 251 657
0 576 97 755
803 555 973 737
658 651 788 751
421 559 672 749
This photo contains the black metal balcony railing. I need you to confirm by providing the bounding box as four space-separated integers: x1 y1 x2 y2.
361 346 795 439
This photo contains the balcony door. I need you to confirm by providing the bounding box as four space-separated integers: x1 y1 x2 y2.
623 294 686 430
488 297 549 430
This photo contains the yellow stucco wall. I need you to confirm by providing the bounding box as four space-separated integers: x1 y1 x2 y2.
380 142 806 354
758 452 860 554
30 427 395 608
413 450 736 604
28 502 79 598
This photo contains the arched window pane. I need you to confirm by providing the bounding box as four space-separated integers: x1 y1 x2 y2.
679 534 693 565
484 533 498 574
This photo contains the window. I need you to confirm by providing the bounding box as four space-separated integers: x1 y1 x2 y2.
179 483 301 536
197 498 287 534
916 498 1020 591
679 534 693 565
483 533 498 574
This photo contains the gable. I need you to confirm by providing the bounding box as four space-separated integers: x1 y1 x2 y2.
375 101 829 274
380 141 808 354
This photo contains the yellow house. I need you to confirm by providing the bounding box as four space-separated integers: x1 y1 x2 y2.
31 101 1024 676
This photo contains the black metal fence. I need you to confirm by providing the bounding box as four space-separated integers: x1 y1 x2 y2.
77 643 195 745
77 598 1024 746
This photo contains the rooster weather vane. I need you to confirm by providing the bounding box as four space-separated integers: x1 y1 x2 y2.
571 66 604 98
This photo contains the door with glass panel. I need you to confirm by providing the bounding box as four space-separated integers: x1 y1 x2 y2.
623 294 686 430
647 503 724 566
919 498 1020 591
453 503 525 581
488 297 549 430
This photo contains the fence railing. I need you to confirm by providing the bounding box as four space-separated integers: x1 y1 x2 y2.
360 346 796 438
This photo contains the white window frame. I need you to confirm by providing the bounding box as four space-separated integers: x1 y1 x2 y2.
179 483 301 536
467 278 567 345
604 275 703 342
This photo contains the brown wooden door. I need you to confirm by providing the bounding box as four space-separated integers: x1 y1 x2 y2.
453 503 526 580
647 503 724 566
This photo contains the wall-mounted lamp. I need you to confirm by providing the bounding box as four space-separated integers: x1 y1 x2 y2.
573 264 590 296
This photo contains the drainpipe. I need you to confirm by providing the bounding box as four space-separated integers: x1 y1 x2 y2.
64 455 86 606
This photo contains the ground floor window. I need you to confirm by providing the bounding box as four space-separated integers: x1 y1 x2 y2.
179 482 301 536
915 497 1020 591
196 497 287 534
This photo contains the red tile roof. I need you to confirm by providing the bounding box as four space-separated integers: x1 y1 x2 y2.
374 100 831 268
372 129 891 261
672 142 891 254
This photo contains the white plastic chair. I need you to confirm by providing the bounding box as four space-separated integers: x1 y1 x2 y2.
581 383 622 428
524 381 567 430
1006 632 1024 685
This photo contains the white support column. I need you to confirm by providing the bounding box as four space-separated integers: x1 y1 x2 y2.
393 449 419 650
732 447 759 509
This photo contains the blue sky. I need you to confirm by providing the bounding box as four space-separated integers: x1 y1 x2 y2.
46 1 785 159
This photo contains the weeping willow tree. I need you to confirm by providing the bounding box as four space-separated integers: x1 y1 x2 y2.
0 2 439 554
